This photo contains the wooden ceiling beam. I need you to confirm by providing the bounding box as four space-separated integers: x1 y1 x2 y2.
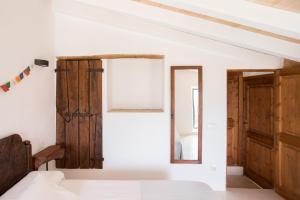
247 0 300 13
57 54 165 60
283 59 300 68
132 0 300 44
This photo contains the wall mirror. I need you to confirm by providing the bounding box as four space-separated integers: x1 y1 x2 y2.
171 66 202 164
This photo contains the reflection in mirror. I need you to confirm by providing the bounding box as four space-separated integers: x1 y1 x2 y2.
171 66 202 164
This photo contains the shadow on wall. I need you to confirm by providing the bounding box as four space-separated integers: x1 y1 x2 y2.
59 169 169 180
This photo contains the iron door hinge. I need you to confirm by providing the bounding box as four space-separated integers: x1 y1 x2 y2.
55 69 70 73
88 68 104 73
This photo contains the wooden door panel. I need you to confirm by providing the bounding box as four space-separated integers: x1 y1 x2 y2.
56 59 103 169
281 76 300 137
275 70 300 200
56 113 65 168
248 86 273 136
65 116 79 168
89 60 103 169
244 75 274 188
246 138 273 187
65 61 79 168
56 60 68 168
56 60 68 114
227 120 237 165
278 143 300 199
79 61 90 169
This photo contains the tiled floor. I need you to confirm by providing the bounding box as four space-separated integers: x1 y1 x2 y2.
141 181 284 200
216 188 284 200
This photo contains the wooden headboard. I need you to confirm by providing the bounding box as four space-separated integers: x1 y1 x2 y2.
0 134 32 196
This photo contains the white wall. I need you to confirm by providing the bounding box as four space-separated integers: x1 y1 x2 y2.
0 0 55 154
54 13 282 190
107 59 164 110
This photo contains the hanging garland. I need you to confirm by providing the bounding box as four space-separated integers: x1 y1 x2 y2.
0 65 34 93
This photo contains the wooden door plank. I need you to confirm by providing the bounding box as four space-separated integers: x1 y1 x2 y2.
89 115 96 168
56 60 68 168
79 60 90 169
89 60 103 169
56 114 65 168
65 61 79 168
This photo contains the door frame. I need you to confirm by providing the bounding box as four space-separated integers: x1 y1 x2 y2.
226 69 276 187
227 71 242 166
227 69 276 167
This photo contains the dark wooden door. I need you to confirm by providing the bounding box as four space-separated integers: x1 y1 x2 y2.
56 59 103 169
227 72 241 165
275 67 300 200
243 74 274 188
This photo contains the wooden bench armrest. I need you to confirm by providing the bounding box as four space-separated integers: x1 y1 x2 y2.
32 145 65 170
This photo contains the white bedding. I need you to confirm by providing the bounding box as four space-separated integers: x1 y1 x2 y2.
0 171 78 200
61 180 141 200
1 171 215 200
1 172 141 200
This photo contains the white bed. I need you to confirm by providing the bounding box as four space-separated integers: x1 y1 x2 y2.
0 135 216 200
1 171 141 200
0 171 216 200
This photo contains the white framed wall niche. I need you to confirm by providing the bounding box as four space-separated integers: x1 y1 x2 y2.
106 58 165 112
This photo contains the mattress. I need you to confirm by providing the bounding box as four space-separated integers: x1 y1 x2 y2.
1 171 216 200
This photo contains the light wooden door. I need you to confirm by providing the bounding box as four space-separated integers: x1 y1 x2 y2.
227 72 241 165
275 68 300 200
56 59 103 169
244 74 274 188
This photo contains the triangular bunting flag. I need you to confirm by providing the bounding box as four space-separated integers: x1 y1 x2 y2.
1 84 9 92
5 82 11 88
23 66 31 76
1 65 35 93
11 79 16 86
19 72 24 80
15 76 21 83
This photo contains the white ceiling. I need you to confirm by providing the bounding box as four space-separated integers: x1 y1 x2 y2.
54 0 300 61
151 0 300 37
